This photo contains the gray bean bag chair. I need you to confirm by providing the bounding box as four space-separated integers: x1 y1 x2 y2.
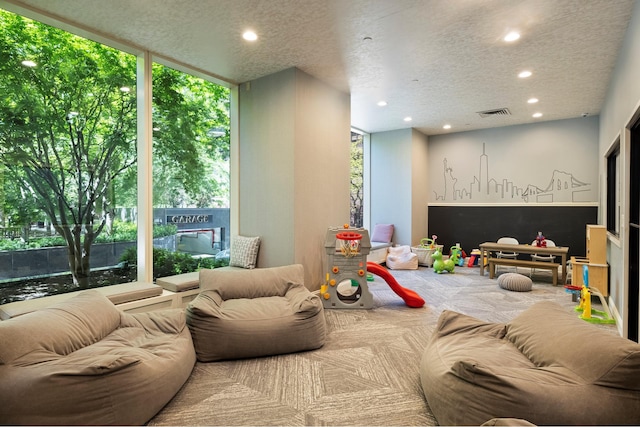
420 301 640 426
0 290 196 425
187 264 326 361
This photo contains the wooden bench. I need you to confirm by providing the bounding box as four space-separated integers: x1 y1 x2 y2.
488 258 560 285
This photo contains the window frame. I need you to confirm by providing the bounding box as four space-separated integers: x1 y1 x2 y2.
0 4 237 303
606 138 621 237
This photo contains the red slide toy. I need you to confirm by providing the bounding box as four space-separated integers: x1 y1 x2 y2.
366 262 425 308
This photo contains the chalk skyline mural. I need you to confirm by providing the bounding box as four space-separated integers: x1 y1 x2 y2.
433 143 592 203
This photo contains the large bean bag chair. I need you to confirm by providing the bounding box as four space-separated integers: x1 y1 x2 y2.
187 264 326 362
419 301 640 426
0 290 196 425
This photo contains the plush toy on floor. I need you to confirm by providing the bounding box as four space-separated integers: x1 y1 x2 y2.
432 248 456 274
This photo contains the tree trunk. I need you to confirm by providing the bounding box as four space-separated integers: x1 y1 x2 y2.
65 225 91 288
70 249 91 288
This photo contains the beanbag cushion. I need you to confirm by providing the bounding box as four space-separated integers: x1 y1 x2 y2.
188 264 326 361
386 245 418 270
497 273 533 292
0 291 195 425
420 301 640 426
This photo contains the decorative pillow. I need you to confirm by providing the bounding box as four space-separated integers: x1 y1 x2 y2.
371 223 394 243
229 235 261 269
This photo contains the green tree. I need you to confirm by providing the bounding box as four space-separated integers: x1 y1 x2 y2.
350 132 364 227
151 64 230 208
0 10 230 287
0 165 41 240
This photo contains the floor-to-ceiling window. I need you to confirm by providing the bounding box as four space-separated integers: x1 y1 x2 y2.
0 8 231 303
0 9 139 302
150 62 231 278
350 130 364 228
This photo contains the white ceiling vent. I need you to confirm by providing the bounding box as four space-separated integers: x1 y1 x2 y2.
477 108 511 118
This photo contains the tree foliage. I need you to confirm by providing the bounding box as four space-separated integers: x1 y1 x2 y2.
350 132 364 227
0 10 230 287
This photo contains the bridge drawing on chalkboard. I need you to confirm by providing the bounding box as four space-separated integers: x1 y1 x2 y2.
433 143 591 203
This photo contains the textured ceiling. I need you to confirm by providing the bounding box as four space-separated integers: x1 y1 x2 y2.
3 0 635 135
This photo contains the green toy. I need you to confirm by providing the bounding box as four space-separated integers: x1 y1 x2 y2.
432 248 455 274
419 236 437 249
449 246 462 265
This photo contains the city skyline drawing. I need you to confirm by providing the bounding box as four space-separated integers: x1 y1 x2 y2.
433 143 592 203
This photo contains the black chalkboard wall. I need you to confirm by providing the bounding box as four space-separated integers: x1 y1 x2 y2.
427 205 598 259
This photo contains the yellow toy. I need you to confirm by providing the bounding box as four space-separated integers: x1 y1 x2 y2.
575 265 615 324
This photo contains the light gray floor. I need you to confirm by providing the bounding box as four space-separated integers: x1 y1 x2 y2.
148 266 613 426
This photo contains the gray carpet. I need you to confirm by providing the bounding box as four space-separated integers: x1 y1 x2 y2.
148 266 613 426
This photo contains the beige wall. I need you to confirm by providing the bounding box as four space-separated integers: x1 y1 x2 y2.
370 128 429 246
411 129 429 245
238 67 351 289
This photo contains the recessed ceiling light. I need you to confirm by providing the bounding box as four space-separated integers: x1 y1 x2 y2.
21 60 36 67
533 112 543 118
404 116 412 122
443 124 451 129
504 31 520 42
518 70 532 78
363 36 372 41
377 101 387 107
242 30 258 41
527 98 539 104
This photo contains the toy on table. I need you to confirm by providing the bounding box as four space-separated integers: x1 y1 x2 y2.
533 231 547 247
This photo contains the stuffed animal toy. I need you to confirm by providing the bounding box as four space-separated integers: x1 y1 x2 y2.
534 231 547 247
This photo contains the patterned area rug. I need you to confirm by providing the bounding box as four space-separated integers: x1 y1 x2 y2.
148 266 610 426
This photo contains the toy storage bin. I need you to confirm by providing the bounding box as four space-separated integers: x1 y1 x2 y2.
411 245 443 267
